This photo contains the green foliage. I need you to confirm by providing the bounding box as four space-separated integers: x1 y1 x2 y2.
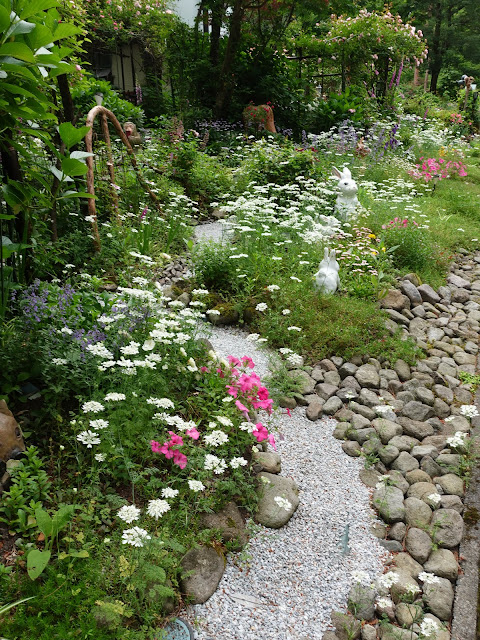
0 446 51 535
307 87 371 132
71 77 145 127
381 218 434 272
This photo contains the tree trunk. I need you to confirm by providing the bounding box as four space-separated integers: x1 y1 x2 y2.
214 0 244 118
429 1 443 93
210 2 223 68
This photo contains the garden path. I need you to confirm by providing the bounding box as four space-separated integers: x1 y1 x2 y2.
182 227 387 640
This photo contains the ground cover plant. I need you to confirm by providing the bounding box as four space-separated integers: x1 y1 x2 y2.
2 2 480 636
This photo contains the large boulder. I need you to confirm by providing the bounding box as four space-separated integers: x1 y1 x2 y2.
372 418 402 444
423 549 458 581
199 502 247 550
405 527 432 564
288 369 315 395
434 474 464 497
430 509 464 548
180 546 225 604
373 485 405 523
355 365 380 389
255 472 299 528
423 577 454 621
404 497 432 528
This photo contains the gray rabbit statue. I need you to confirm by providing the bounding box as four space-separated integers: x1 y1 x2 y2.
333 166 359 220
314 247 340 294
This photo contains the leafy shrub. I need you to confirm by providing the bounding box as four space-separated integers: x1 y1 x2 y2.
71 77 144 127
307 87 369 132
193 242 250 294
381 217 433 272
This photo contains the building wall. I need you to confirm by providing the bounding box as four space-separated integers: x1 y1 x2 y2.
111 43 146 92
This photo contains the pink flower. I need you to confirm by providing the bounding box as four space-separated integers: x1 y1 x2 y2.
241 356 255 369
168 432 184 447
267 433 277 450
186 427 200 440
235 399 249 415
150 440 162 453
228 355 241 367
172 450 187 469
252 423 269 442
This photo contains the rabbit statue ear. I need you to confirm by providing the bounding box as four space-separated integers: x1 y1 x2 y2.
332 166 342 179
330 249 337 261
342 167 352 179
323 247 329 261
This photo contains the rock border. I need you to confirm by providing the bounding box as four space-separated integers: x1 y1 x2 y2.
269 254 480 640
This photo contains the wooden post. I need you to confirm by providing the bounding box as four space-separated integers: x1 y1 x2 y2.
424 71 429 92
99 113 120 221
413 66 419 86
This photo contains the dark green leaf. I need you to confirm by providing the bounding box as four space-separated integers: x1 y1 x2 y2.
61 156 87 176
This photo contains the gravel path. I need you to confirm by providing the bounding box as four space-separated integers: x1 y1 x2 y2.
186 325 387 640
194 220 231 244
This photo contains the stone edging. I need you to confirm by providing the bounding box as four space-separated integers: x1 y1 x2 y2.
274 253 480 640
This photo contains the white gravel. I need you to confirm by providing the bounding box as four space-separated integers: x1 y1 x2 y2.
186 324 388 640
194 221 231 244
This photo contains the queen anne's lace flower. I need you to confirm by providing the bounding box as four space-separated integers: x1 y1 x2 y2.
146 499 171 519
104 393 126 402
117 505 141 524
121 526 151 547
188 480 205 492
90 419 109 430
77 430 101 447
82 401 105 414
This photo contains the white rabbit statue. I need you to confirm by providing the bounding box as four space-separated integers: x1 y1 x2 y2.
333 166 359 220
314 247 340 294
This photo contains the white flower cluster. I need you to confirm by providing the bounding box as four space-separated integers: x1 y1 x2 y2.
446 431 468 449
418 571 441 585
82 401 105 413
76 430 101 448
460 404 479 419
104 393 126 402
375 404 396 414
147 397 175 409
273 496 292 511
376 572 399 590
419 618 439 638
204 454 227 474
86 343 114 359
122 526 151 548
230 457 248 469
351 570 372 587
204 430 229 447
